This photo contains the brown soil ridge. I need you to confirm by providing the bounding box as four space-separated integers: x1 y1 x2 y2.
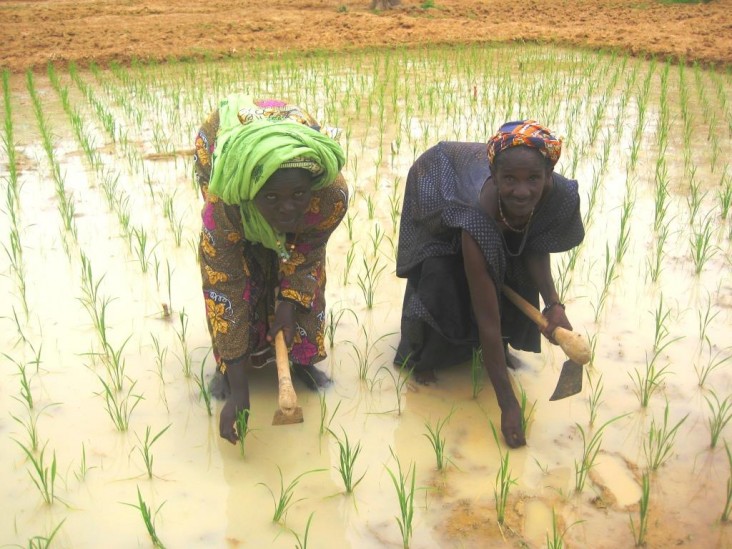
3 0 732 72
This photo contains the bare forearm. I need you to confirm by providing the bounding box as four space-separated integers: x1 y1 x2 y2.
223 356 249 396
525 252 559 305
479 326 517 410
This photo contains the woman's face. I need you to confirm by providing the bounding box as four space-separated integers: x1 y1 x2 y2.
493 147 552 218
253 168 314 233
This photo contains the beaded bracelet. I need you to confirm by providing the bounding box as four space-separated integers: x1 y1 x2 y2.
542 301 566 315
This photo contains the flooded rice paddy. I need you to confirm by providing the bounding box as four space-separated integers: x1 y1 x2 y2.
1 44 731 548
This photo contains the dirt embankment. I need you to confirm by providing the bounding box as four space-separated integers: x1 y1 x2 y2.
3 0 732 72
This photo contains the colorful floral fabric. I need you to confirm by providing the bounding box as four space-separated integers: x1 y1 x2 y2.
195 110 348 370
486 120 562 168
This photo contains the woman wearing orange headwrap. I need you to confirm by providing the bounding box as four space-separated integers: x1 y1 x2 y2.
394 120 584 448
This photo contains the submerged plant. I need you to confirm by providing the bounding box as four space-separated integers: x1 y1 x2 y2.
258 466 324 525
14 440 61 505
123 486 166 548
385 448 416 548
329 427 366 493
574 416 625 493
134 424 171 479
21 519 66 549
722 442 732 522
490 422 516 525
293 512 315 549
546 508 582 549
318 392 341 436
518 382 536 434
643 401 687 471
629 472 650 547
97 377 143 431
423 409 454 471
705 391 732 448
235 408 252 457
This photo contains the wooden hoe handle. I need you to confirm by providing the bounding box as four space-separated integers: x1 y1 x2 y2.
502 286 591 365
275 331 299 415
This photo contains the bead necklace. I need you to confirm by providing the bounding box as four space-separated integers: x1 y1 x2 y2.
497 197 534 234
276 233 299 263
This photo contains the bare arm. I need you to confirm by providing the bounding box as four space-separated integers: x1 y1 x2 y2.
462 230 525 447
524 252 572 341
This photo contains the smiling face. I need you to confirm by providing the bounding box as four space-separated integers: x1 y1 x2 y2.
253 168 314 233
492 146 552 219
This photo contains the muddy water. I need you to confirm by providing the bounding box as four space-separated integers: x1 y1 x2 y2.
1 45 731 548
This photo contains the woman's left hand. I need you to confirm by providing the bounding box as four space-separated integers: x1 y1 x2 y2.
268 301 297 346
542 304 572 345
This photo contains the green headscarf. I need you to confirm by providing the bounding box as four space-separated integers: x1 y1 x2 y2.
208 94 345 259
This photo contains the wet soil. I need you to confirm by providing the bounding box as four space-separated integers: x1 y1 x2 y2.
3 0 732 73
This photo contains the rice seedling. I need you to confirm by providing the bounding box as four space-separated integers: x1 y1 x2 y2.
293 512 315 549
490 422 516 525
174 310 193 377
134 424 171 479
722 442 732 522
150 334 169 411
370 223 385 257
378 363 412 415
518 382 536 433
717 167 731 220
643 400 687 471
695 346 731 388
122 486 166 548
689 214 718 275
629 472 650 547
423 408 454 471
705 391 732 448
346 327 392 381
235 408 252 457
365 194 376 220
696 294 720 349
102 336 133 392
97 377 143 431
686 170 706 224
630 346 673 408
258 466 325 524
131 227 157 273
546 508 582 549
385 447 416 548
324 306 356 349
614 188 635 264
329 427 366 493
10 406 45 453
471 346 483 399
574 415 625 493
193 359 212 416
14 440 62 506
21 519 66 549
340 244 357 286
318 393 341 436
646 223 668 283
6 353 34 410
587 373 604 427
74 442 96 482
592 243 617 323
356 256 386 309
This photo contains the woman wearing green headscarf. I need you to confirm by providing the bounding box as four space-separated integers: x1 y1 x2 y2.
194 94 347 444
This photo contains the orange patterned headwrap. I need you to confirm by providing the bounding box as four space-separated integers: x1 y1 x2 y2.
486 120 562 168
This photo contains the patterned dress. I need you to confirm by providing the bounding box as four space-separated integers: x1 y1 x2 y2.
194 110 349 371
395 142 584 372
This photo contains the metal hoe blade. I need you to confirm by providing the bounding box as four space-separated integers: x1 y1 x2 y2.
549 359 583 401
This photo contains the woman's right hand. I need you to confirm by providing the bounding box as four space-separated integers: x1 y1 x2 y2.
219 391 250 444
501 403 527 448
